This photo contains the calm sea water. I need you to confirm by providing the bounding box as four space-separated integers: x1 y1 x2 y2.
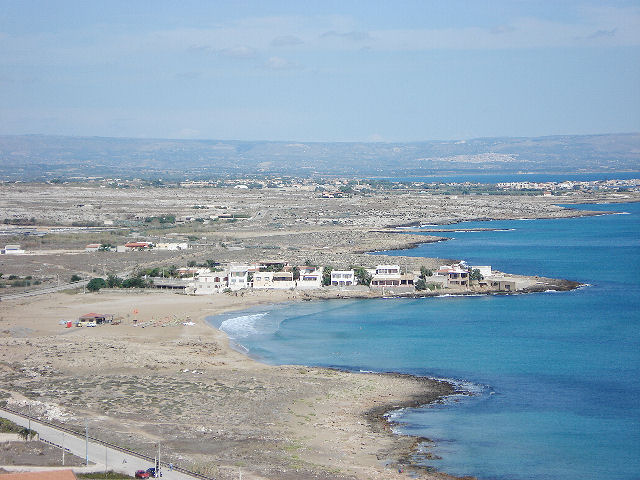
207 202 640 480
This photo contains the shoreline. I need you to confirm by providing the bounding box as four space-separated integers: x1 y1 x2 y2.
0 200 621 478
0 290 472 479
386 203 628 229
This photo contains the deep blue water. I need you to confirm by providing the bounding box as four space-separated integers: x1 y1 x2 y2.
207 202 640 480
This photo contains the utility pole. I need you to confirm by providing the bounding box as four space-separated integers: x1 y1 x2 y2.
105 445 107 474
62 432 65 466
28 404 31 432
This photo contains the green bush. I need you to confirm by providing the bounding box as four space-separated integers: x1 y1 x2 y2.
107 274 123 288
0 417 23 433
87 277 107 292
122 277 146 288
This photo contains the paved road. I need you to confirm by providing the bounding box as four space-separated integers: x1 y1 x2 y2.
0 268 134 301
0 408 200 480
0 281 89 301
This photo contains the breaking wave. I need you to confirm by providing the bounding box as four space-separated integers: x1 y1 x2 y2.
219 312 273 339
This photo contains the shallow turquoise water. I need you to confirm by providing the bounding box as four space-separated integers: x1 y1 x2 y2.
208 202 640 480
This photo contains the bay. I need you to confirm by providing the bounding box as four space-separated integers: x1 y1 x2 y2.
207 202 640 480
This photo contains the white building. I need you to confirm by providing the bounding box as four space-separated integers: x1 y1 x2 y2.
2 244 25 255
331 270 356 286
437 264 469 287
296 266 323 289
155 242 189 251
189 270 229 295
252 271 275 289
470 265 492 278
370 265 401 287
228 265 250 290
271 271 295 289
370 265 415 288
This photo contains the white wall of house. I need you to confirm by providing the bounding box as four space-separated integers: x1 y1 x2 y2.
375 265 400 275
2 245 25 255
156 242 189 251
471 265 492 277
371 265 402 286
331 270 355 286
271 272 295 289
190 271 229 294
228 265 250 290
297 267 323 289
253 272 274 289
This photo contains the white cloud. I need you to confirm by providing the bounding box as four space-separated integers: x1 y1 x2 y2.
264 56 298 70
2 6 639 70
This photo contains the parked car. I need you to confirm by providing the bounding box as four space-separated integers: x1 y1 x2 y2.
135 470 150 479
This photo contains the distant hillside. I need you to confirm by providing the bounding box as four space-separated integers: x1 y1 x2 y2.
0 133 638 180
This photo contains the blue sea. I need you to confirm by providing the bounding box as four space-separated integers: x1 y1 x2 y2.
207 202 640 480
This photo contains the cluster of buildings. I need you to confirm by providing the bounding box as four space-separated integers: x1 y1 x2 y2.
496 178 640 192
177 262 517 295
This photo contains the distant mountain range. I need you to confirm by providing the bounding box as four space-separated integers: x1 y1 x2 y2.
0 133 638 180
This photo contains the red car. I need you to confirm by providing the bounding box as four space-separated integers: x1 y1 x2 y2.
135 471 150 479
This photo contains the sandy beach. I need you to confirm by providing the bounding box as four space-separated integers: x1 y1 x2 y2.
0 290 466 480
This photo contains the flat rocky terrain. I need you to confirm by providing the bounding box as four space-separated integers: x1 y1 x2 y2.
1 183 637 285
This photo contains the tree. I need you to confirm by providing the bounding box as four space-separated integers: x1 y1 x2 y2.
292 266 300 281
18 427 37 441
420 266 432 279
187 260 197 267
70 274 82 283
87 277 107 292
415 279 427 291
352 266 372 286
122 277 146 288
106 274 123 288
469 268 484 282
322 266 333 286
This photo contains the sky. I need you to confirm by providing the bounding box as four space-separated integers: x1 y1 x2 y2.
1 0 639 142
